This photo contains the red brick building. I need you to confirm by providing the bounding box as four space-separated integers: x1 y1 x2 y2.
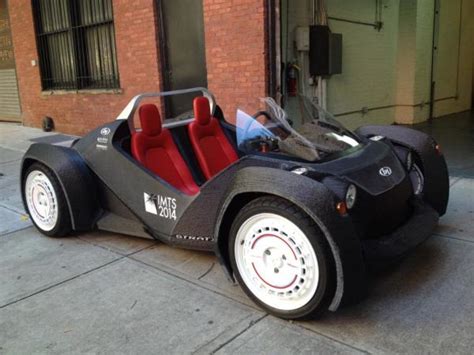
6 0 271 135
4 1 471 135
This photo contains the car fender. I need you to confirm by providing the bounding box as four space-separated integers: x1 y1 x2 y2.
21 143 102 231
356 125 449 215
215 166 367 311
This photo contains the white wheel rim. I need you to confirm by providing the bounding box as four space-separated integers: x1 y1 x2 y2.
25 170 59 232
235 213 319 311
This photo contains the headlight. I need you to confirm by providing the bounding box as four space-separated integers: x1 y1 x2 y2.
345 184 357 209
291 167 308 175
406 151 413 171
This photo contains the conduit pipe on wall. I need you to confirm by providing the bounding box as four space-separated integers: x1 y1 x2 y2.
312 0 328 109
328 0 383 31
429 0 463 119
333 96 458 118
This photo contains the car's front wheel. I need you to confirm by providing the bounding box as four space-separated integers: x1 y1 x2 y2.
229 196 335 320
23 162 71 237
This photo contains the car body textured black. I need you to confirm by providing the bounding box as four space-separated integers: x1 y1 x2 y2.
21 89 449 313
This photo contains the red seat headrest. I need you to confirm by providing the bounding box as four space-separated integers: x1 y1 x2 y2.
139 104 162 136
193 96 211 125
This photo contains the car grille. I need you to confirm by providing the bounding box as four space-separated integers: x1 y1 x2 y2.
349 175 413 239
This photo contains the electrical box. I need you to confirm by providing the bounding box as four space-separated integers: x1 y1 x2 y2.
295 27 310 52
309 25 343 76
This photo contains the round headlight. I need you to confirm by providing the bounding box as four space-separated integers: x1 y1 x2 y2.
345 184 357 209
406 151 413 171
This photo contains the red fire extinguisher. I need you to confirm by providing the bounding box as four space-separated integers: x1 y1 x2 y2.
287 63 300 97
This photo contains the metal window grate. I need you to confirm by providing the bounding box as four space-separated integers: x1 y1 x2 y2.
32 0 120 90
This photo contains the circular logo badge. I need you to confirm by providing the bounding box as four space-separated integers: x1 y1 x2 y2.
100 127 111 136
379 167 392 177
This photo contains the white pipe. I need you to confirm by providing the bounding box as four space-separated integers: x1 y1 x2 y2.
321 79 327 110
299 52 306 97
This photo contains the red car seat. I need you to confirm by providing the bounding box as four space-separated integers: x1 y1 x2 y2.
131 104 199 195
188 97 238 179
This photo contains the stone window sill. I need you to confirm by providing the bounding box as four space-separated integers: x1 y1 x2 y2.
41 88 123 96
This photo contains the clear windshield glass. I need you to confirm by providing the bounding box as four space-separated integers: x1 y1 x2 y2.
236 96 360 161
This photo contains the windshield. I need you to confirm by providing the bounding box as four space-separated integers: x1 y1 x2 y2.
236 97 360 162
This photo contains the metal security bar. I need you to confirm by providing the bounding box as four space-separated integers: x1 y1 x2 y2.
32 0 119 90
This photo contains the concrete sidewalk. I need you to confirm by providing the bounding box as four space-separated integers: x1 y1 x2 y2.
1 122 473 354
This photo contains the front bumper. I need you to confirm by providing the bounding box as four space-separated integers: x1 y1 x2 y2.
361 198 439 263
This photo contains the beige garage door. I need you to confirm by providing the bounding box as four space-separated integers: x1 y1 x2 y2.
0 0 21 122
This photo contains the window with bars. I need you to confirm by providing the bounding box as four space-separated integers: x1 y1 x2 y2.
32 0 119 90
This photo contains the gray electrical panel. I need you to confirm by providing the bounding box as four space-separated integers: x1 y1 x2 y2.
329 33 343 75
309 25 343 76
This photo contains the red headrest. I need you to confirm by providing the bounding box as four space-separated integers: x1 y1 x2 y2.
139 104 162 136
193 96 211 125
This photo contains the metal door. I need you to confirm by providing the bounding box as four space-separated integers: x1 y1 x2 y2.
158 0 207 119
0 0 21 122
432 0 462 105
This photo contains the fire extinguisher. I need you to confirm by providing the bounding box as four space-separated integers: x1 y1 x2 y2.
287 63 300 97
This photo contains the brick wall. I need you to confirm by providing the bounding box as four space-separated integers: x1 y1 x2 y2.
9 0 269 134
203 0 268 123
9 0 163 135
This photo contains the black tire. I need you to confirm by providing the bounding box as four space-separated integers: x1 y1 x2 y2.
23 162 72 237
229 196 335 320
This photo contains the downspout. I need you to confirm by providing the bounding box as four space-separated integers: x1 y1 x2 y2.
429 0 440 121
266 0 277 99
313 0 328 109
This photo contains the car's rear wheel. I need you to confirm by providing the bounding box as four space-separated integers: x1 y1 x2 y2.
23 163 71 237
229 196 335 320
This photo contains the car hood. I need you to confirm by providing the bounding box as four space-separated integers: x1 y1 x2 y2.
313 141 407 196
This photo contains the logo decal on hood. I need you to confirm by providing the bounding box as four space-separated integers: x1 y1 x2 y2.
379 167 392 177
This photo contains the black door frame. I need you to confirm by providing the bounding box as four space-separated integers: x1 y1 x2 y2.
156 0 279 110
154 0 208 118
154 0 172 117
266 0 278 100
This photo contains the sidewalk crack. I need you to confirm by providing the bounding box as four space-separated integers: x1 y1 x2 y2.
434 233 474 244
208 314 268 354
0 258 123 310
76 235 156 257
198 262 215 280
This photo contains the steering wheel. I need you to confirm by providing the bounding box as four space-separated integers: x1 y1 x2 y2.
252 111 273 121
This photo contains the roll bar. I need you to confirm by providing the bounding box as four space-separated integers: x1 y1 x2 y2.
116 87 216 132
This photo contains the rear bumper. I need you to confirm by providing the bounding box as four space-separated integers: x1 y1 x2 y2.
361 198 439 263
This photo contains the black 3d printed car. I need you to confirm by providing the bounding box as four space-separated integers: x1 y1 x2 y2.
21 88 449 320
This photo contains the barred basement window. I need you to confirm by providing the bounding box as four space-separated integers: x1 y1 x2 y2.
32 0 119 90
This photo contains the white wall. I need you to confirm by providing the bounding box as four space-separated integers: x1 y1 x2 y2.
393 0 473 123
433 0 473 117
281 0 473 128
283 0 311 99
395 0 434 124
282 0 401 129
327 0 400 129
